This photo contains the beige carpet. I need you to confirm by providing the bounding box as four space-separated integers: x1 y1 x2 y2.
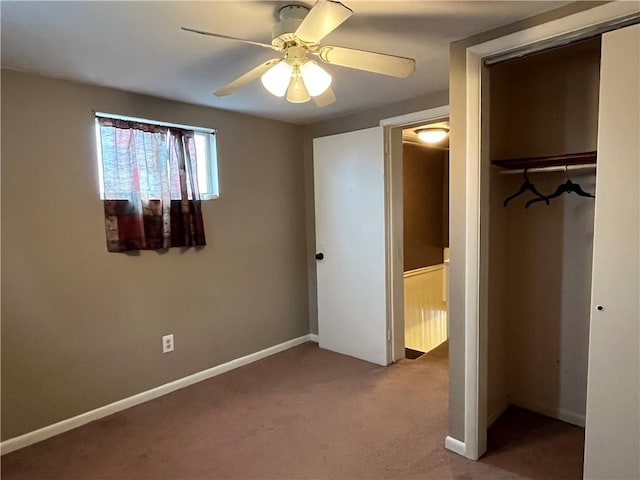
1 342 584 479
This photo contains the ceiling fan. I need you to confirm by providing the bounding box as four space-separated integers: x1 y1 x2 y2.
182 0 416 106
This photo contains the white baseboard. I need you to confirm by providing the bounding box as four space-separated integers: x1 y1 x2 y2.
510 398 585 427
445 436 466 456
1 334 315 456
309 333 319 343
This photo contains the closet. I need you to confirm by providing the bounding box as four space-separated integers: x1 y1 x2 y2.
467 17 639 476
486 38 601 431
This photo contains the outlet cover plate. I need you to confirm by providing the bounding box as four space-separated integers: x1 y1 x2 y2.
162 334 174 353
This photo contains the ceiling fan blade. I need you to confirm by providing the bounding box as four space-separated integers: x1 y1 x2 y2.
214 59 281 97
181 27 280 51
313 87 336 107
318 46 416 78
294 0 353 45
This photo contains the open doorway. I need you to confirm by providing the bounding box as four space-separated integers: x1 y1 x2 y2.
312 106 451 367
400 121 450 361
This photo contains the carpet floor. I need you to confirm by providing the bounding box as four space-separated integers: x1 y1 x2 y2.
1 342 584 479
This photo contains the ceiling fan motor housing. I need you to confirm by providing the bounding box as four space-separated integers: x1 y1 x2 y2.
272 5 310 48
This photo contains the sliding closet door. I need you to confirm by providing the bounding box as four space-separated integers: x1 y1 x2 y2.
584 24 639 480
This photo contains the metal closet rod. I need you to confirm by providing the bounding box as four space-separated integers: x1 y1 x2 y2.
498 164 597 175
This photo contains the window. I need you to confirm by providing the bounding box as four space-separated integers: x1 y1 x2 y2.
95 113 211 251
95 113 219 200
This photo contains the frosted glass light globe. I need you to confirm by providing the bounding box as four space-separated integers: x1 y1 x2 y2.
301 61 332 97
416 128 449 144
261 62 293 97
286 73 311 103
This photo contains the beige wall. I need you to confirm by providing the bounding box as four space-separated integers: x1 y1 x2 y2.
490 37 601 160
402 144 447 271
499 172 595 422
448 1 605 442
302 90 449 335
486 171 510 425
1 70 308 440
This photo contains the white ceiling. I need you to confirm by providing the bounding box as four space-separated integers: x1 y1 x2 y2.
1 1 568 125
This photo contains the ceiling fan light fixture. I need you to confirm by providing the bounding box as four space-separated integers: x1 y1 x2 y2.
286 69 311 103
184 0 415 107
260 61 293 97
301 61 332 97
416 127 449 144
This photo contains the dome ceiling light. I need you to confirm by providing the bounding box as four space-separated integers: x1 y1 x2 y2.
416 127 449 144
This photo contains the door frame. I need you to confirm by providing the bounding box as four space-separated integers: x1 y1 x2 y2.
379 106 450 365
459 1 640 461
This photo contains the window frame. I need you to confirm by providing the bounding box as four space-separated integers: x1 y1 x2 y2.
94 112 219 200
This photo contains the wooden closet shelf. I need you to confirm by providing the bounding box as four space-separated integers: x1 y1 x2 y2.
492 151 597 170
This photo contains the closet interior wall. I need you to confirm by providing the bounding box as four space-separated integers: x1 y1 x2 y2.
486 38 601 427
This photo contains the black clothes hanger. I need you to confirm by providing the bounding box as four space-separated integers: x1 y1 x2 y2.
525 170 595 208
503 169 549 207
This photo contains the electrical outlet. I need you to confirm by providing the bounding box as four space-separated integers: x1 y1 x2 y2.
162 334 174 353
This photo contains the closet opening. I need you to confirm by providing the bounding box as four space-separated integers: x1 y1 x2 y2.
483 36 601 470
400 121 450 362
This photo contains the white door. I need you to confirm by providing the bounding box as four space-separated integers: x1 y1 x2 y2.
313 127 389 366
584 24 640 480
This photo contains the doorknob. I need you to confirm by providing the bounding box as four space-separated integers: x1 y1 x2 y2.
315 253 324 260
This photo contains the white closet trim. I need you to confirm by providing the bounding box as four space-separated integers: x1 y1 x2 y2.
458 1 640 462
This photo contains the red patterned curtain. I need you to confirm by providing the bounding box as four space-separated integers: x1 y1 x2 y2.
99 118 206 252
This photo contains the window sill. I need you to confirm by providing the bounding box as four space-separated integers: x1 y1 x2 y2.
101 195 219 201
